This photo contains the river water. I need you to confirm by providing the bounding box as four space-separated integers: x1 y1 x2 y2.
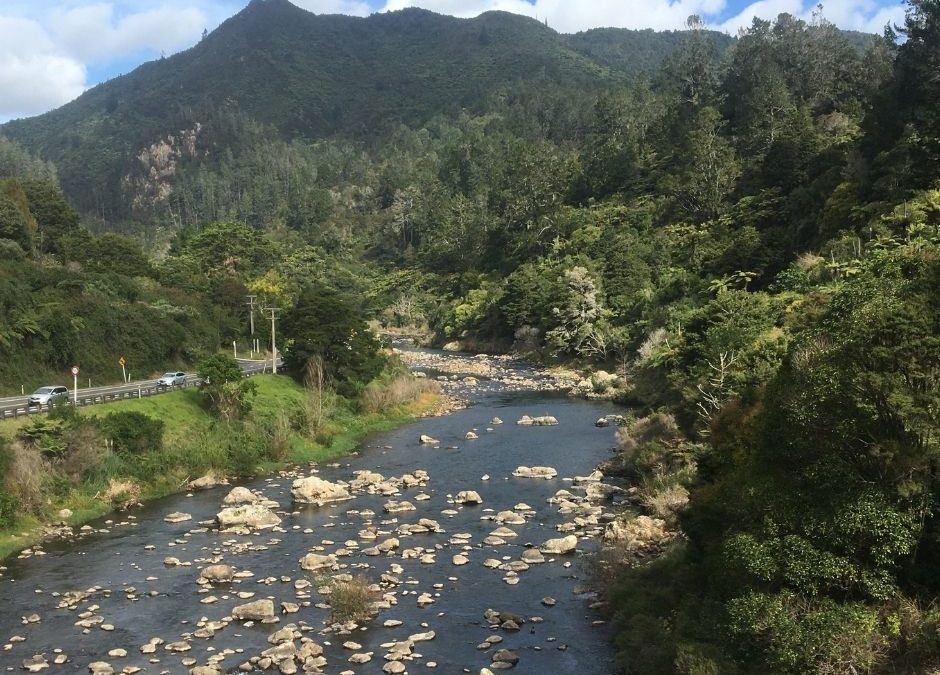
1 350 624 674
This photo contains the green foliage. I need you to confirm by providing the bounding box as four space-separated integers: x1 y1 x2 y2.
0 489 15 529
0 6 936 673
197 353 257 421
0 186 32 249
19 178 79 254
282 283 385 397
0 439 14 528
96 411 165 455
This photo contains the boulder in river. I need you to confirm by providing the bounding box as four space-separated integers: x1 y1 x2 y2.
419 434 440 444
200 564 235 582
492 648 520 665
216 504 281 530
540 535 578 554
222 486 259 505
188 474 223 490
22 655 48 673
516 415 558 426
384 500 416 513
191 667 222 675
455 490 483 505
291 476 351 506
232 599 275 621
512 466 557 479
300 553 337 572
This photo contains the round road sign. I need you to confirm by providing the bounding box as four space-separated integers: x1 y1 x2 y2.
71 366 79 375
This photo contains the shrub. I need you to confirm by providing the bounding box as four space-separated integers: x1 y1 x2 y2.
96 411 165 454
224 430 267 475
103 478 141 508
17 416 67 458
59 423 108 482
197 353 257 421
616 411 681 459
3 443 49 515
268 414 292 461
0 439 15 527
301 356 337 436
0 489 16 528
641 482 690 522
325 575 375 623
359 373 439 414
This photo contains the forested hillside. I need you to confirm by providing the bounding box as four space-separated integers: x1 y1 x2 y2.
0 0 937 672
0 0 732 222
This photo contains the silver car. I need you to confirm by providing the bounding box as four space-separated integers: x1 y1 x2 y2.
28 386 69 407
158 371 187 386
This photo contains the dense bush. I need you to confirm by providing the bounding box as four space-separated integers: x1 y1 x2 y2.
282 283 385 397
197 353 257 421
96 411 165 454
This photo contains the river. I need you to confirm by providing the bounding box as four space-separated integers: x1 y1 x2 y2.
1 349 624 674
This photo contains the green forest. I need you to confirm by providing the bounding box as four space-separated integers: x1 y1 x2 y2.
0 0 938 672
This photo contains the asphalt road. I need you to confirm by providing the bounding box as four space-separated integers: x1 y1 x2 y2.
0 359 280 419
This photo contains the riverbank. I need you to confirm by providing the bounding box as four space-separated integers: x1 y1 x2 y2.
0 374 442 561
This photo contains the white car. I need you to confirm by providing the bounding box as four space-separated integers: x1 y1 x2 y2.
28 386 70 407
158 371 187 386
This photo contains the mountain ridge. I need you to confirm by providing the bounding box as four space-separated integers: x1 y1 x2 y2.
0 2 775 218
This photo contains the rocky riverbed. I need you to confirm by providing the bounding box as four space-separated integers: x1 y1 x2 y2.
395 345 624 400
2 349 630 675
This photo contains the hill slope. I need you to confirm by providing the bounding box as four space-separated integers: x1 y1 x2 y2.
0 0 732 217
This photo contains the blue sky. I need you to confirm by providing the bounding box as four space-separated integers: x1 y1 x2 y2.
0 0 906 122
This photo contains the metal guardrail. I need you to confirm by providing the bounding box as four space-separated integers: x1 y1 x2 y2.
0 360 278 420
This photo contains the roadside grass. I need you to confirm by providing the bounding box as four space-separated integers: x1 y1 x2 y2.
0 374 438 560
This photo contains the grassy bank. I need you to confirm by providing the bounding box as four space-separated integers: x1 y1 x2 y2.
0 373 438 560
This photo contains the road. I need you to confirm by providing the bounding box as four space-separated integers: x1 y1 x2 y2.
0 359 280 419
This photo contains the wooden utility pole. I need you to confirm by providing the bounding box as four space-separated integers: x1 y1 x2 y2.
246 294 258 355
246 294 257 336
264 307 280 374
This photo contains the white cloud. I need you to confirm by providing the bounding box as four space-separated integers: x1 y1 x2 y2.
49 3 208 62
0 15 86 121
0 1 215 121
376 0 902 33
714 0 903 34
378 0 733 31
290 0 373 15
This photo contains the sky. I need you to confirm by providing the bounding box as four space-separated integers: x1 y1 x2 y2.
0 0 907 122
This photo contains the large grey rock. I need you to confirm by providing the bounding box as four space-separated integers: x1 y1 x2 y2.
540 535 578 555
200 564 235 582
516 415 558 426
216 504 281 530
455 490 483 505
290 476 351 506
299 553 337 572
232 599 275 621
512 466 557 479
222 486 258 505
188 474 221 490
